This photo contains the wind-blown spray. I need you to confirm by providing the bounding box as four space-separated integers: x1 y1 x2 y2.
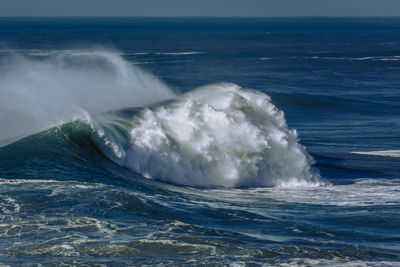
0 50 174 141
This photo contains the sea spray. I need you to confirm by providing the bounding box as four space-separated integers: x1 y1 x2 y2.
0 50 174 142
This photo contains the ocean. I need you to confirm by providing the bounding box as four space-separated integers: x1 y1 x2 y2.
0 17 399 266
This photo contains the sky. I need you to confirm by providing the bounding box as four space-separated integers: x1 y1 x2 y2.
0 0 399 17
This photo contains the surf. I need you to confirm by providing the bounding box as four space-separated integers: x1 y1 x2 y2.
0 50 324 188
92 83 323 188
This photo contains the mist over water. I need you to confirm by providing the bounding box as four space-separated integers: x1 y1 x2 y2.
0 50 174 141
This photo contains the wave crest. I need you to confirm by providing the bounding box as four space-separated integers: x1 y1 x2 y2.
95 83 323 188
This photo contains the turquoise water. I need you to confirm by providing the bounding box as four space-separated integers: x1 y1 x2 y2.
0 18 399 266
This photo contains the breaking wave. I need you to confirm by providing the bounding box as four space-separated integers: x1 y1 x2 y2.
0 50 323 188
92 83 323 188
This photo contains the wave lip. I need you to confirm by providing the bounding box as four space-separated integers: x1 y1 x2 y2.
113 83 323 188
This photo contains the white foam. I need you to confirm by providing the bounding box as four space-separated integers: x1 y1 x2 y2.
324 56 400 61
1 197 21 214
351 150 400 158
180 178 400 208
377 58 400 61
117 83 322 188
284 258 400 267
353 56 374 60
246 178 400 206
0 178 60 184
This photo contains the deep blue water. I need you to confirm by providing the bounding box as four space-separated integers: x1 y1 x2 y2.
0 17 399 266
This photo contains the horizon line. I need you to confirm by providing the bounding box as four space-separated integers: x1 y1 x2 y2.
0 15 400 18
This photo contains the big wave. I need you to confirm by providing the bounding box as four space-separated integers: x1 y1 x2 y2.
0 50 324 188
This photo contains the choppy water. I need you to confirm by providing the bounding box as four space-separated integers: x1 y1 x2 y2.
0 17 399 266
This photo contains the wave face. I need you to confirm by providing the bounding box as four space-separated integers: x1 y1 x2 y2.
0 50 174 142
92 83 323 188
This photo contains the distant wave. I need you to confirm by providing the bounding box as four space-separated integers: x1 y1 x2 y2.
131 61 154 65
259 55 400 61
315 56 400 61
325 56 400 61
127 52 204 56
124 51 204 56
153 52 204 55
351 150 400 158
0 49 204 57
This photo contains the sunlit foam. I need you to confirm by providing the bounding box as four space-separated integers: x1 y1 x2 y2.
106 83 324 188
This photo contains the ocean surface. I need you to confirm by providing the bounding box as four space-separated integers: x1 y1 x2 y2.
0 17 399 266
